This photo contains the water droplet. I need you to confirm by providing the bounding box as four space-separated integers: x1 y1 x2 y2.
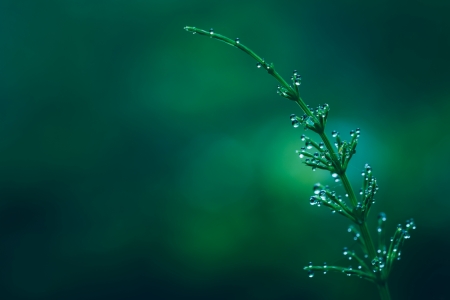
295 80 301 86
308 262 313 268
406 218 416 230
308 270 314 278
358 265 362 269
310 196 317 205
292 120 300 128
378 212 387 222
319 142 324 149
331 173 338 178
313 183 321 195
235 37 240 43
377 227 382 233
209 28 214 34
371 258 378 265
350 130 355 136
305 117 314 127
343 247 348 255
312 167 316 171
305 141 313 149
301 134 306 141
256 62 262 68
404 230 411 239
290 114 297 121
332 130 338 137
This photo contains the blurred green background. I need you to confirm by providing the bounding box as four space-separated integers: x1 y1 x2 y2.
1 0 449 299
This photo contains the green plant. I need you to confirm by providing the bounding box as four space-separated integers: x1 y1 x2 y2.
183 26 415 300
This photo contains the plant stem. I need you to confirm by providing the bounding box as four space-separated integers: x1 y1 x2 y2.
319 131 390 299
378 281 392 300
185 26 396 300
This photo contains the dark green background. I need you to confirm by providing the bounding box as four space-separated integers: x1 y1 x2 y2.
1 0 449 299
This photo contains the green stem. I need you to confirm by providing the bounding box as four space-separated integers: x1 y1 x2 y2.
377 281 392 300
321 132 389 299
340 173 358 207
359 221 377 262
185 26 393 300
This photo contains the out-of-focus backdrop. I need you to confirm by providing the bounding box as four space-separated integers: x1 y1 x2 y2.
1 0 449 299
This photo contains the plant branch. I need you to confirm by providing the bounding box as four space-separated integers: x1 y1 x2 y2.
184 26 415 300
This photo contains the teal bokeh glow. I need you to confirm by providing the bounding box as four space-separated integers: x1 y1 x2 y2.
0 1 449 299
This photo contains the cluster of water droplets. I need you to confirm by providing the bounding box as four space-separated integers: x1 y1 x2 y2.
348 225 362 242
356 163 379 219
330 129 360 173
290 113 316 131
291 70 302 86
377 212 387 256
294 131 344 178
371 214 416 275
305 224 388 281
309 183 357 219
255 58 274 73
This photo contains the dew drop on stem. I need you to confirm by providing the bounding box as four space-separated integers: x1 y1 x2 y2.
290 114 297 121
313 183 321 195
343 247 348 256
